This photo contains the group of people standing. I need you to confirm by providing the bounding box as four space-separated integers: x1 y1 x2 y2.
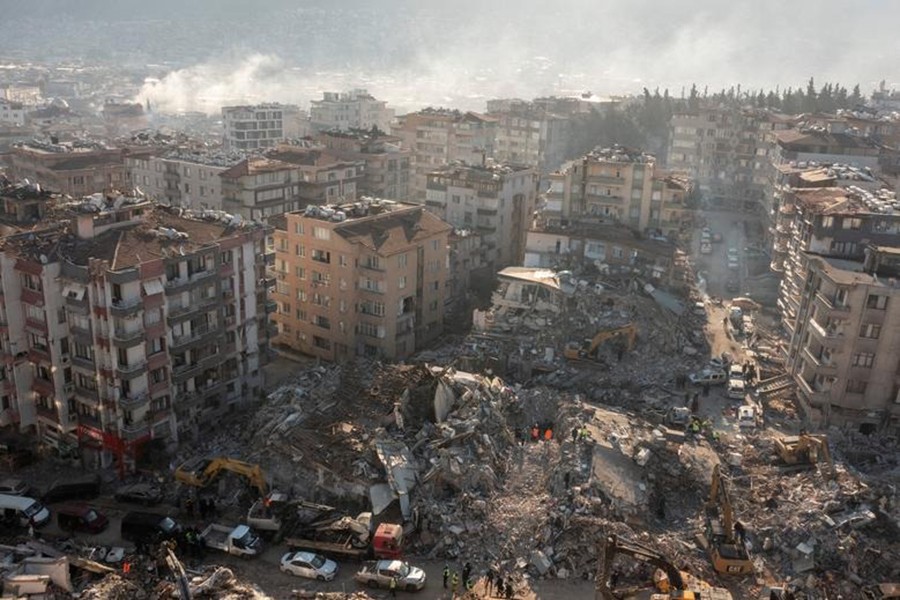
442 562 519 598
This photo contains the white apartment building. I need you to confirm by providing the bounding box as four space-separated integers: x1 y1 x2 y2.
125 151 243 210
310 89 394 133
0 99 26 126
222 103 302 152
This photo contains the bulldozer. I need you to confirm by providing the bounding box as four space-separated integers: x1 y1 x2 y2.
175 457 268 496
698 464 754 575
596 534 733 600
774 433 836 479
564 323 637 361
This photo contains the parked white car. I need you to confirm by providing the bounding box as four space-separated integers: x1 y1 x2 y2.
280 551 338 581
689 369 727 385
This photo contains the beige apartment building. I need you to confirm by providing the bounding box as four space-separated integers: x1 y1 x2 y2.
392 109 496 202
786 247 900 433
314 129 411 201
6 139 131 196
543 146 693 237
270 199 451 362
125 150 241 209
424 162 537 268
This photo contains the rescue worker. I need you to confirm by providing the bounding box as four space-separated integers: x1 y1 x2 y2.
530 424 539 442
443 563 450 589
389 575 397 598
451 571 460 596
485 567 496 596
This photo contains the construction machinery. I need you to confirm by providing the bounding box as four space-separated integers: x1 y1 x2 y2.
175 457 268 496
774 433 836 479
596 534 733 600
699 465 753 575
564 323 637 361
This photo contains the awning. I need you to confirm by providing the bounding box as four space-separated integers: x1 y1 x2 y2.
142 279 165 296
61 283 86 301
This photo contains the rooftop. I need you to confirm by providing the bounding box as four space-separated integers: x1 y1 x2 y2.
427 161 533 181
583 145 655 165
774 128 883 150
788 186 898 215
219 157 295 179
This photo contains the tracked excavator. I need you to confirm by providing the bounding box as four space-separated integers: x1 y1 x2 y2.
175 457 268 496
596 534 733 600
774 433 836 479
564 323 637 361
698 465 754 575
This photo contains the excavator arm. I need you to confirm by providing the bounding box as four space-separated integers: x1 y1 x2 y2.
597 534 685 594
175 457 268 496
566 323 637 360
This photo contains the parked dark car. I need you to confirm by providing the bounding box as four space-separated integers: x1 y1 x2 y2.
42 475 101 504
57 504 108 534
121 511 181 543
114 483 163 505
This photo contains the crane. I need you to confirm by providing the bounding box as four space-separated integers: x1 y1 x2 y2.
700 464 753 575
595 534 733 600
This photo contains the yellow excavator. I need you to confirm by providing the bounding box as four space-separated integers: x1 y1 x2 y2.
699 465 754 575
774 433 836 479
564 323 637 361
175 457 268 496
596 534 733 600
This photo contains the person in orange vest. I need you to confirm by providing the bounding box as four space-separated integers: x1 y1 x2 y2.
544 427 553 441
122 561 131 575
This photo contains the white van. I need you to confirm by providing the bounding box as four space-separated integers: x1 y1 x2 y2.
0 493 51 528
689 369 727 386
727 377 746 399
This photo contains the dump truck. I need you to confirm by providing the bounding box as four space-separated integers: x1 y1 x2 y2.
201 523 263 557
285 516 404 561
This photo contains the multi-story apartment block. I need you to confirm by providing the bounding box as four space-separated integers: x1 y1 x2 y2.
0 188 269 472
222 103 302 152
270 199 451 362
785 246 900 433
667 107 792 211
125 150 242 209
424 162 537 268
542 146 694 237
771 127 884 173
314 129 411 201
771 186 900 337
269 146 365 205
5 139 130 196
392 109 496 202
485 101 570 176
0 99 26 126
309 90 394 133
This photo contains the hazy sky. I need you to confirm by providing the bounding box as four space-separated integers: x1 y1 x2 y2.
2 0 897 112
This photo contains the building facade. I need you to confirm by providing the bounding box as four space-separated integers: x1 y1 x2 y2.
125 151 241 209
486 101 570 176
0 99 26 127
786 248 900 433
222 104 301 152
309 90 394 133
270 199 451 362
5 140 130 196
392 109 496 202
0 194 269 473
424 163 537 268
314 129 411 201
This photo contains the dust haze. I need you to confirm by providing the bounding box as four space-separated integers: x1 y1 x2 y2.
4 0 898 113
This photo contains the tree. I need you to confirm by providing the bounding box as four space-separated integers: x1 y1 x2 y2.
803 77 818 113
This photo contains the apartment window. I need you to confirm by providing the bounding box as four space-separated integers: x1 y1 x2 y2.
297 289 307 302
280 302 292 315
852 352 876 368
275 281 289 295
431 240 439 251
361 301 385 316
356 322 380 338
339 255 348 267
295 308 307 321
295 245 306 257
821 216 834 228
294 222 305 235
313 315 331 330
859 323 881 339
312 271 331 286
397 253 407 268
313 227 331 240
311 249 331 264
452 195 460 204
846 380 868 394
150 368 167 384
25 305 44 322
312 294 330 308
866 294 888 310
145 309 161 326
842 217 862 230
312 336 331 350
398 276 407 290
295 266 306 279
432 281 439 291
612 246 624 259
220 251 232 264
22 273 41 291
149 337 165 355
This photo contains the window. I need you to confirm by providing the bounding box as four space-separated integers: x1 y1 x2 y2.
431 240 439 251
821 216 834 228
25 305 44 322
842 217 862 230
339 255 348 267
361 301 385 316
859 323 881 339
149 337 165 355
432 281 439 291
311 249 331 264
297 289 307 301
852 353 875 368
313 227 331 240
311 293 330 308
866 294 888 310
295 308 307 321
312 271 331 286
295 266 306 279
295 245 306 257
312 336 331 350
150 368 167 384
356 322 380 338
846 380 868 394
313 315 331 329
294 221 305 235
397 253 407 268
398 276 407 290
22 274 41 291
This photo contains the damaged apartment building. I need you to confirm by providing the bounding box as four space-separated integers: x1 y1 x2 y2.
270 198 451 362
424 162 537 270
0 186 270 473
769 183 900 433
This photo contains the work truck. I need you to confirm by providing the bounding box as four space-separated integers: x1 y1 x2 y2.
201 523 263 557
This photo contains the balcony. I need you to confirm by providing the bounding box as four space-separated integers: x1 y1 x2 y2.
27 346 51 364
172 362 203 382
171 325 217 349
119 421 150 441
76 412 103 431
74 386 101 407
815 291 850 313
35 404 58 421
64 294 89 313
71 355 95 372
115 361 147 380
24 317 48 336
119 393 149 410
796 376 829 405
112 328 145 348
587 174 625 185
219 262 235 277
802 347 837 374
70 324 93 343
149 379 170 397
110 297 142 317
20 287 43 306
31 377 55 397
808 318 843 343
165 269 215 293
